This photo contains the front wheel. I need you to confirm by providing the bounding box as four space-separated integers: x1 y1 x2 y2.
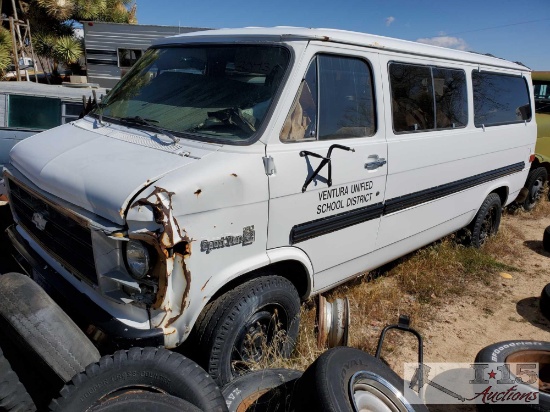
192 275 301 386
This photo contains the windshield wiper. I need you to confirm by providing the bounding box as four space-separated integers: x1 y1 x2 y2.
119 116 180 144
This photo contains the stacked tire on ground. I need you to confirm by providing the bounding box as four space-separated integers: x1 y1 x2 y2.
543 226 550 253
475 340 550 411
50 348 227 412
0 346 35 412
0 272 101 410
222 347 428 412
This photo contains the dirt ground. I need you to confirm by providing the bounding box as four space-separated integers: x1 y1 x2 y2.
0 203 548 411
387 211 550 411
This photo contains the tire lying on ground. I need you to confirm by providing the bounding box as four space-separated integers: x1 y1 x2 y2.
222 368 302 412
50 347 227 412
0 346 35 412
288 347 428 412
540 283 550 320
475 340 550 411
543 226 550 253
88 392 202 412
0 273 100 383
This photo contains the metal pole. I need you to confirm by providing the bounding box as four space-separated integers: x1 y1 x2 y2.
9 17 20 81
10 0 23 48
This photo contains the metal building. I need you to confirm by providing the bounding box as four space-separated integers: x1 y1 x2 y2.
82 22 209 88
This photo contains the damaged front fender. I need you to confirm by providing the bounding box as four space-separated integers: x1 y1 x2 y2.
126 186 194 347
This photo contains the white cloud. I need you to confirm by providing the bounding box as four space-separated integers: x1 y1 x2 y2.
416 36 469 51
385 16 395 27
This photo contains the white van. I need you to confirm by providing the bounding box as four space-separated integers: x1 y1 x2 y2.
3 27 535 385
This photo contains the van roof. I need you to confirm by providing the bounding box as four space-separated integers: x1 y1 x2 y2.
0 81 107 101
154 26 529 72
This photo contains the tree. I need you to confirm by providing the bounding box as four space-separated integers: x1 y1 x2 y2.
0 27 13 75
3 0 137 79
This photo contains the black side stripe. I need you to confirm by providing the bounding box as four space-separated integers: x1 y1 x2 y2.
290 161 525 244
291 203 384 244
384 161 525 215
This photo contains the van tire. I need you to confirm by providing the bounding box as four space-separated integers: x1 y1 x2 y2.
49 347 227 412
193 275 301 386
0 272 100 382
222 368 302 412
0 346 36 412
475 340 550 411
86 392 202 412
523 167 547 211
468 193 502 248
288 347 428 412
543 226 550 253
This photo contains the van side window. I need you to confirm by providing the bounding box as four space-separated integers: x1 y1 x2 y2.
280 55 375 142
280 58 318 141
7 95 61 130
318 55 375 140
390 63 467 133
433 68 467 128
473 72 531 127
390 64 434 132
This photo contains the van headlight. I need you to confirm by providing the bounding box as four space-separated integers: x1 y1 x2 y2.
125 240 151 279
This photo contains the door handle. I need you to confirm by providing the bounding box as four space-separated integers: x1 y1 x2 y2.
365 155 387 170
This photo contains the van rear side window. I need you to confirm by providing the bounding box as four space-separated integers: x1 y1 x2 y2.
472 72 531 127
390 63 467 133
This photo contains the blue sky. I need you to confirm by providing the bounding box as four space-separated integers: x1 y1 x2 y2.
136 0 550 70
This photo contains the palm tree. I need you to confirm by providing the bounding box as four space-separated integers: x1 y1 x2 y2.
0 27 13 76
11 0 137 80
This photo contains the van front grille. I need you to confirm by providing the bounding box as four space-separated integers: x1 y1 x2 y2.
8 179 98 285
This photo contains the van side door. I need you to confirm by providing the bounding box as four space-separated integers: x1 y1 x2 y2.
266 46 387 291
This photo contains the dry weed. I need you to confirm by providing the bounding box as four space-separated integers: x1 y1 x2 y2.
245 214 522 372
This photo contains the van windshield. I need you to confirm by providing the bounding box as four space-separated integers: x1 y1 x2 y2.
94 45 290 142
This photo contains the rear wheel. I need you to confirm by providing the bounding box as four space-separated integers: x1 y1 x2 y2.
193 275 301 386
523 167 547 211
466 193 502 248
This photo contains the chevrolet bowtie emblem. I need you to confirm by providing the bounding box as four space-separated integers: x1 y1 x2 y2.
32 212 48 231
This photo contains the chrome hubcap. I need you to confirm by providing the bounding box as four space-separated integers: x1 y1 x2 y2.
350 371 416 412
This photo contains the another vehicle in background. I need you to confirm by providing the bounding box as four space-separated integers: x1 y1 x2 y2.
516 71 550 209
0 82 106 203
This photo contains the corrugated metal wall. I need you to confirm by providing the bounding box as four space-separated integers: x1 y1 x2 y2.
83 22 209 88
